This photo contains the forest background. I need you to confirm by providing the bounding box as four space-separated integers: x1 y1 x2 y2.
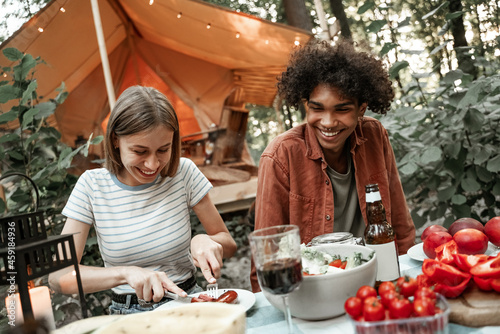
0 0 499 327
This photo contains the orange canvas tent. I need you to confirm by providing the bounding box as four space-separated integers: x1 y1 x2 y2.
0 0 312 212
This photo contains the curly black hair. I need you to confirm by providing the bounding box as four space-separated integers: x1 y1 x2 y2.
277 39 394 114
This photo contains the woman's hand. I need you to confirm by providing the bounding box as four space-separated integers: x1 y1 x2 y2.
118 266 188 302
191 234 224 284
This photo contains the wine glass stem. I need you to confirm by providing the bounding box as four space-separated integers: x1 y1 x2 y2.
283 294 293 333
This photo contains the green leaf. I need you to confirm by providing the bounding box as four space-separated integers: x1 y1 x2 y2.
33 101 57 119
91 135 104 144
0 133 20 144
389 61 409 79
58 147 77 169
21 107 38 128
464 109 485 133
2 48 23 61
457 81 485 110
358 1 375 14
445 11 464 20
437 185 455 201
0 109 18 124
476 166 493 182
486 155 500 172
461 177 481 192
420 146 442 164
54 82 68 104
493 182 500 196
366 19 387 33
422 1 450 20
451 194 466 205
380 42 398 57
399 161 418 175
0 85 21 103
13 54 36 81
8 150 24 161
470 146 491 165
430 41 451 56
443 70 464 85
443 142 461 159
20 80 38 105
438 22 450 36
24 132 40 147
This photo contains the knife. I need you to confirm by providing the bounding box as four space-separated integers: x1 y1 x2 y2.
164 291 193 302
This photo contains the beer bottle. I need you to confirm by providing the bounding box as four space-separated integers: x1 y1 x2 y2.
364 184 400 286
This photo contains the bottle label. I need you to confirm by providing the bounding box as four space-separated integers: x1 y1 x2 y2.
366 191 381 203
365 241 400 281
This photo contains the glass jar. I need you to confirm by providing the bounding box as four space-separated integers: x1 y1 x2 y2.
308 232 364 246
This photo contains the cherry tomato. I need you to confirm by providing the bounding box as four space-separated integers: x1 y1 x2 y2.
363 296 379 307
380 289 399 308
329 259 343 268
413 286 436 301
344 297 363 318
413 297 436 317
363 298 385 321
378 281 396 296
388 296 413 319
356 285 378 301
340 261 347 269
396 275 418 298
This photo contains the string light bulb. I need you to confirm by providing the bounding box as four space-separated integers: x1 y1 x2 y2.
177 12 182 19
235 32 240 38
59 7 65 13
265 40 269 45
294 40 300 46
38 27 44 32
149 0 154 5
206 23 211 29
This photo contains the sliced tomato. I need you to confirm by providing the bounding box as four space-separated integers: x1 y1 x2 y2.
329 259 343 268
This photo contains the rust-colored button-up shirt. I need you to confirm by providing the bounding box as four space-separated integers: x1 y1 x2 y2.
251 117 416 292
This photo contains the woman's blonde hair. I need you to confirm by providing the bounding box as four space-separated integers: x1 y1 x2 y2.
104 86 180 177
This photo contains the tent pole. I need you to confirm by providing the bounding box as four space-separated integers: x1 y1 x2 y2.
90 0 116 111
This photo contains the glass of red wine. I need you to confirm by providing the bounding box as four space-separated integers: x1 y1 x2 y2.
249 225 302 333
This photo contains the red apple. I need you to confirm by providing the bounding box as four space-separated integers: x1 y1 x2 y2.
453 228 489 255
448 217 484 236
421 224 448 241
423 231 453 259
485 216 500 247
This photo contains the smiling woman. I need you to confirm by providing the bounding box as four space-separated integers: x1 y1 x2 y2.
49 86 237 315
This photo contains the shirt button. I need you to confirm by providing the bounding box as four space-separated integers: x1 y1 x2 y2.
325 179 329 185
326 215 331 221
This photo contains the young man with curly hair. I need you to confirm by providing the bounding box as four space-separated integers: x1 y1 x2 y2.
251 39 415 292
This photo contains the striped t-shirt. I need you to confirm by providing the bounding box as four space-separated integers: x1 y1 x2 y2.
62 158 212 294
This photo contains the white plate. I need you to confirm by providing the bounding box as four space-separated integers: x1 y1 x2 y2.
407 242 500 262
155 288 256 312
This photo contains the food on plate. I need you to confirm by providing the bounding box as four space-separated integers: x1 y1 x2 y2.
423 231 452 259
448 217 485 236
485 216 500 247
421 224 448 241
216 290 238 304
191 290 239 304
453 228 489 255
300 244 374 275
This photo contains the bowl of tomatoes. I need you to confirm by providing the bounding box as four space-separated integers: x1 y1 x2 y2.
345 277 450 334
261 243 377 320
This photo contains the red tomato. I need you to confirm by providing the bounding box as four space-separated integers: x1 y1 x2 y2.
363 299 385 321
344 296 363 318
329 259 343 268
356 285 378 301
378 281 396 296
340 261 347 269
485 217 500 247
453 228 489 255
388 296 413 319
423 231 453 259
413 286 436 301
413 297 436 317
363 296 379 308
380 289 399 308
421 224 448 241
396 276 418 298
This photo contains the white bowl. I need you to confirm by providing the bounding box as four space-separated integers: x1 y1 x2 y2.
262 243 377 321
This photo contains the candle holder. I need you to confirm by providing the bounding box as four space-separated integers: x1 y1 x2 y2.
0 173 88 329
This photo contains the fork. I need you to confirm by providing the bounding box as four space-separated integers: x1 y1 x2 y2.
206 282 219 299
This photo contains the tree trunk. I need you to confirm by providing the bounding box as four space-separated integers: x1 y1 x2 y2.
329 0 351 39
282 0 313 32
449 0 477 77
